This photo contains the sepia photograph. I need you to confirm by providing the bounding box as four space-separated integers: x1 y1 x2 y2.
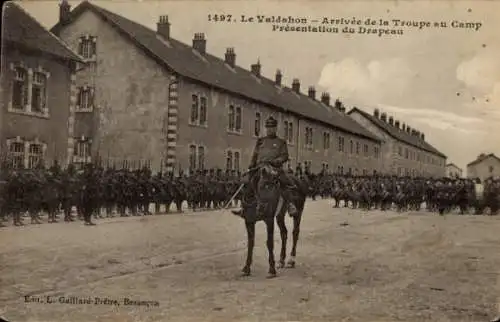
0 0 500 321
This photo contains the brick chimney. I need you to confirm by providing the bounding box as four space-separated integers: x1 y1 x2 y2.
402 123 406 131
334 98 342 110
250 60 261 77
340 104 346 113
192 33 206 54
415 130 420 137
389 116 394 126
321 93 331 106
374 108 380 118
59 0 71 25
292 78 300 93
407 126 411 134
224 48 235 67
157 15 170 39
395 120 400 129
308 86 316 99
381 112 387 122
420 133 425 140
275 69 282 86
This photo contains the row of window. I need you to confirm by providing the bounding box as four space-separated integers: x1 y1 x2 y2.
9 63 94 117
188 144 206 171
398 167 423 177
305 127 313 148
294 162 436 177
225 149 241 171
190 94 207 126
191 94 380 156
5 140 45 169
188 145 242 172
78 35 97 59
77 86 95 111
241 158 375 176
283 120 293 143
335 166 373 176
10 65 48 115
5 137 95 169
397 145 443 166
74 139 91 159
338 136 380 158
228 105 242 133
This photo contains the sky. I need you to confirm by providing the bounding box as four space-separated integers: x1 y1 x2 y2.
12 0 500 171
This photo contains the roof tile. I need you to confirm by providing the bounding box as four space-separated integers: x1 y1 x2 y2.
3 2 84 63
348 107 446 158
467 153 500 167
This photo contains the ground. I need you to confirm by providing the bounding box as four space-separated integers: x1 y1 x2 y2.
1 199 500 322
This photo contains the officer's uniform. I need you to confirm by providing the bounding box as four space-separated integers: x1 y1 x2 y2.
232 116 298 217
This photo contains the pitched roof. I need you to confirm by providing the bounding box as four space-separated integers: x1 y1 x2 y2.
347 107 446 158
50 1 380 143
2 2 84 63
446 163 461 169
466 153 500 167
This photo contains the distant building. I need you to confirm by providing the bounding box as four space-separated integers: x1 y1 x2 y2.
1 3 84 168
466 153 500 181
51 0 383 174
348 108 447 177
445 163 462 178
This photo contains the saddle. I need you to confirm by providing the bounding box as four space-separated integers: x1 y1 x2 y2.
259 164 279 177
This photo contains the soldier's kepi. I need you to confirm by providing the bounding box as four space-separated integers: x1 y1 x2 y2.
231 116 299 218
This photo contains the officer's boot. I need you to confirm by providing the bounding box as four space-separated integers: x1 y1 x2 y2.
231 187 252 218
231 209 243 217
231 207 244 218
281 189 298 217
283 180 299 216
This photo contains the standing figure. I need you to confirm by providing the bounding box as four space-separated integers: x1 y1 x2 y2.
81 163 98 225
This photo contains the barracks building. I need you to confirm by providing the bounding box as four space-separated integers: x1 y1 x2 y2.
1 3 84 169
3 1 448 177
50 0 385 175
446 163 463 178
467 153 500 182
348 108 446 177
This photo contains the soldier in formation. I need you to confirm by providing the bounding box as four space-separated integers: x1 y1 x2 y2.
0 159 245 227
0 158 499 228
315 173 500 215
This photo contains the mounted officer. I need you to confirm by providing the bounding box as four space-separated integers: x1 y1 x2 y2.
232 116 298 218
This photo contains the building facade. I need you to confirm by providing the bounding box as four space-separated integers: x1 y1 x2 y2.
466 153 500 181
445 163 463 178
348 108 447 177
51 1 383 174
1 3 84 169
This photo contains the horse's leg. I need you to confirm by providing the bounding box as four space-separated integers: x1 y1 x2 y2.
265 218 277 278
242 221 255 276
276 213 287 269
288 212 302 268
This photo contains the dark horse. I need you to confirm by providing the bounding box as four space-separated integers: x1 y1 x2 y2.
240 165 306 278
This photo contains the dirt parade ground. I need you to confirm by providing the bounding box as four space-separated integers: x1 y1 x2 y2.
1 199 500 322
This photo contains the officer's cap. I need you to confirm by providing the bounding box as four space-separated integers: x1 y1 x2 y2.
265 117 278 128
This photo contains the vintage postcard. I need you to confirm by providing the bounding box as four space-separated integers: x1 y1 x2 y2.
1 0 500 321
